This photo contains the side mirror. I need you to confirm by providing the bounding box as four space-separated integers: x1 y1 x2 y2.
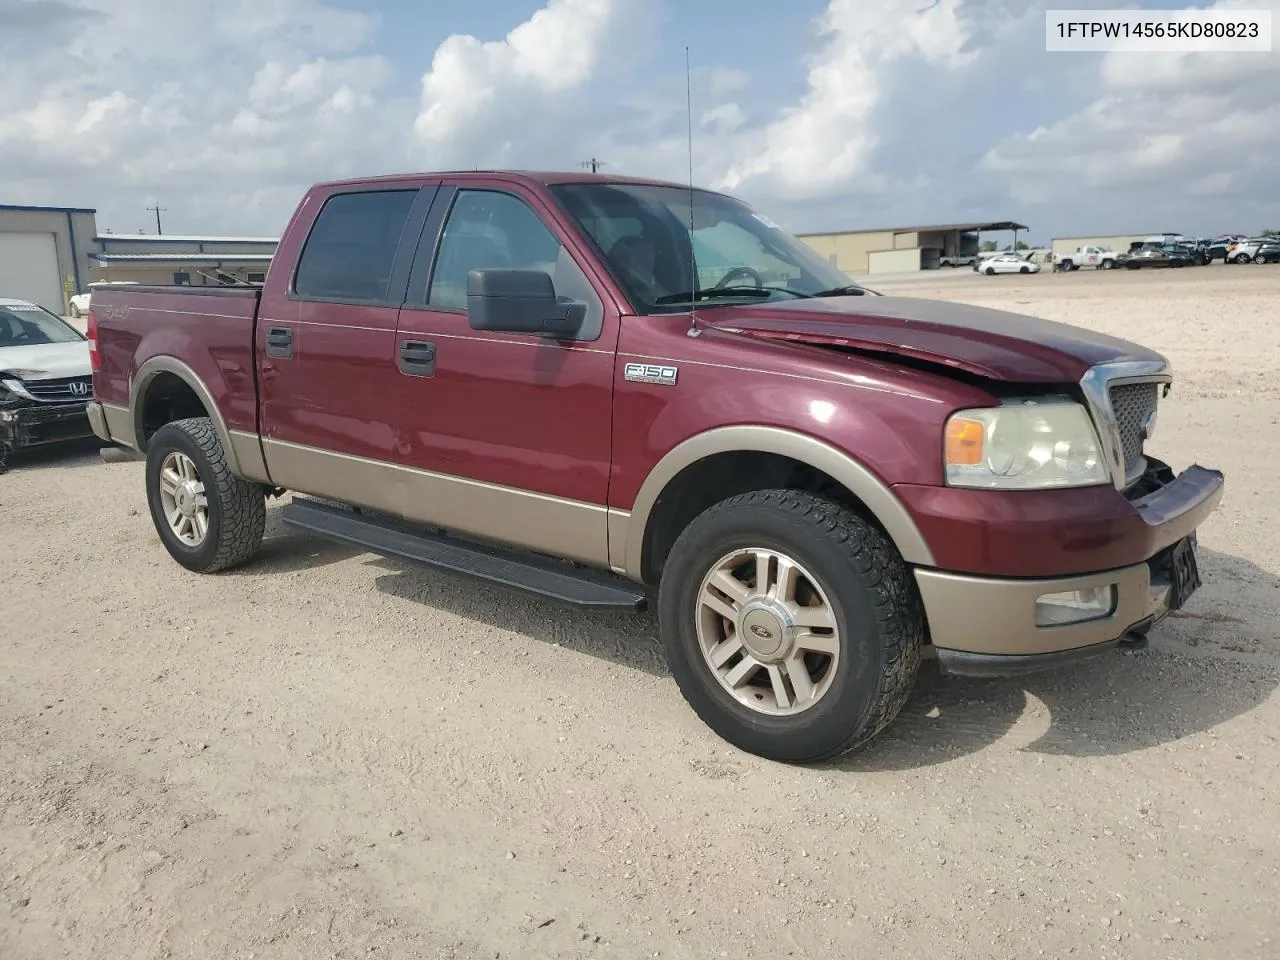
466 269 585 338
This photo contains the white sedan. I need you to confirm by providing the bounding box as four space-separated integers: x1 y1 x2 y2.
68 281 139 318
975 254 1040 275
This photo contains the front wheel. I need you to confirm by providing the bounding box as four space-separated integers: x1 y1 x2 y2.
1234 253 1252 264
985 266 995 275
145 417 266 573
657 490 924 763
1019 266 1029 274
1101 259 1114 269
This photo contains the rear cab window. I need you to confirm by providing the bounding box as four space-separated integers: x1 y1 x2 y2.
293 190 420 304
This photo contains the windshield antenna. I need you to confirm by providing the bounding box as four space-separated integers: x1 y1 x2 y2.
685 45 701 338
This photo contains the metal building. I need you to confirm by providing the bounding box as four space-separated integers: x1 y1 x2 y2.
797 220 1029 275
89 234 278 287
0 203 99 312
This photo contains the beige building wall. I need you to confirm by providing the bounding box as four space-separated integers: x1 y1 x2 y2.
799 231 896 274
893 232 919 250
868 248 922 273
92 261 270 287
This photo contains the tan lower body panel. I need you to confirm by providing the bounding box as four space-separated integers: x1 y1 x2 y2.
97 401 135 447
262 438 610 568
916 562 1155 656
229 430 271 485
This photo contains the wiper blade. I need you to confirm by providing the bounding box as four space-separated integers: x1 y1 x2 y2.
653 285 815 305
654 286 776 304
811 284 872 298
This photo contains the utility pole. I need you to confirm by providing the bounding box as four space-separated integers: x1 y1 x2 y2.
146 203 167 235
579 158 607 174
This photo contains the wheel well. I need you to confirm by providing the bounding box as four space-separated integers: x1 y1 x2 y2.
139 373 210 446
640 451 886 587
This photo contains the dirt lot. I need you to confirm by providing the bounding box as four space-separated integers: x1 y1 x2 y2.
3 266 1278 960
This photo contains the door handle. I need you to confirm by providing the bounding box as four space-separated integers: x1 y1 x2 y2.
266 327 293 359
399 339 436 377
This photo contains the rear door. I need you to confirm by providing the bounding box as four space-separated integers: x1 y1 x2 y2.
257 183 437 484
385 181 621 566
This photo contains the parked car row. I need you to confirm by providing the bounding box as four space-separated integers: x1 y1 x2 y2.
1053 234 1279 272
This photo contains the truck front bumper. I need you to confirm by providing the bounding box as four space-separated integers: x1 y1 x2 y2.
915 463 1224 676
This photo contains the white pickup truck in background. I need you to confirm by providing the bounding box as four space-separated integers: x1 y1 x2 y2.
1057 246 1118 270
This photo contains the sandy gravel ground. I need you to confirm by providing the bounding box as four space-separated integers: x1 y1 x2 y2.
3 267 1278 960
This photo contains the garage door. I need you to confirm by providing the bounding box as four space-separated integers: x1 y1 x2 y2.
0 232 64 312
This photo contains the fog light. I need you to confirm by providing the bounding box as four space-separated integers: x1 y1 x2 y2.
1035 585 1116 626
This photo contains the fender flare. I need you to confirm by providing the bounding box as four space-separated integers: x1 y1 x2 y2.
615 425 936 578
128 356 246 477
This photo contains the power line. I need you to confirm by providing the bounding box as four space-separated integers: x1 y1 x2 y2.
146 203 167 235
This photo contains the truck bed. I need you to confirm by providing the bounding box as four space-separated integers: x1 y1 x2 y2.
91 284 262 439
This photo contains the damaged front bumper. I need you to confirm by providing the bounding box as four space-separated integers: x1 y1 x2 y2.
0 399 95 450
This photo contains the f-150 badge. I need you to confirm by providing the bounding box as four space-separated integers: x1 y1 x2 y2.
624 362 678 386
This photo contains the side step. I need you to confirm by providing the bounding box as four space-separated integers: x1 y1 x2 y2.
279 497 648 613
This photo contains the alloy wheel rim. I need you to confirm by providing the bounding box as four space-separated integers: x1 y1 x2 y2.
695 547 841 716
158 451 209 547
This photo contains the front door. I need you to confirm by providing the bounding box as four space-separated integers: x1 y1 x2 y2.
388 183 621 566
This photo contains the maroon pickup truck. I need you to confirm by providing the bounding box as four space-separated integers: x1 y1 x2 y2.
86 171 1224 762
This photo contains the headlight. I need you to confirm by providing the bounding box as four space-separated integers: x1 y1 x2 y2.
944 399 1108 489
1 378 36 401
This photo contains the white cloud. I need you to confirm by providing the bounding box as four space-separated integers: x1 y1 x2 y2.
0 0 1273 243
982 0 1280 227
413 0 649 168
713 0 976 198
0 0 403 233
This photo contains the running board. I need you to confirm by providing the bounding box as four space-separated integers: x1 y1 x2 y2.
280 497 647 613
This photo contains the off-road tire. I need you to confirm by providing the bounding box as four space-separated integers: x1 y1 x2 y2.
145 417 265 573
657 489 924 764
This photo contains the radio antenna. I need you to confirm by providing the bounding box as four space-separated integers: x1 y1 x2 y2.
685 45 701 338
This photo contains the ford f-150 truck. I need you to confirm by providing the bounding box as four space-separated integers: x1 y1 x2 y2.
86 171 1224 763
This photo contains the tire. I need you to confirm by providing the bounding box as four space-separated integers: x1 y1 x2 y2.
68 302 81 319
985 266 995 275
145 417 266 573
1019 266 1029 274
1060 259 1073 272
1234 253 1251 264
1101 259 1114 270
657 489 924 764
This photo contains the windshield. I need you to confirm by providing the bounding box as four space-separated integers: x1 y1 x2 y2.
0 303 85 346
549 182 866 313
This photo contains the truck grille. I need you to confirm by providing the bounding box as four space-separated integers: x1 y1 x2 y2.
19 376 92 404
1109 381 1158 481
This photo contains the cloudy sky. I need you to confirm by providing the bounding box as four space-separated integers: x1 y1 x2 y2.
1 0 1277 242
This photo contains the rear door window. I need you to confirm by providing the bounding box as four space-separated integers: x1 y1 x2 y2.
294 190 418 303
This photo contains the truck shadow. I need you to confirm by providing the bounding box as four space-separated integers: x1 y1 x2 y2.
366 545 1277 769
844 545 1279 769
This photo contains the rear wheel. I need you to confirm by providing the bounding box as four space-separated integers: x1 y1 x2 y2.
985 266 995 275
1234 253 1251 264
657 490 924 763
145 417 266 573
1019 265 1029 274
68 302 81 319
1060 259 1073 271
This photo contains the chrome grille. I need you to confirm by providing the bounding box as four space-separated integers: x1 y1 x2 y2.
1108 381 1158 481
20 376 92 404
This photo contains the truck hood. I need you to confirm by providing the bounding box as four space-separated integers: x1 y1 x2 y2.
0 341 91 380
701 295 1164 382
